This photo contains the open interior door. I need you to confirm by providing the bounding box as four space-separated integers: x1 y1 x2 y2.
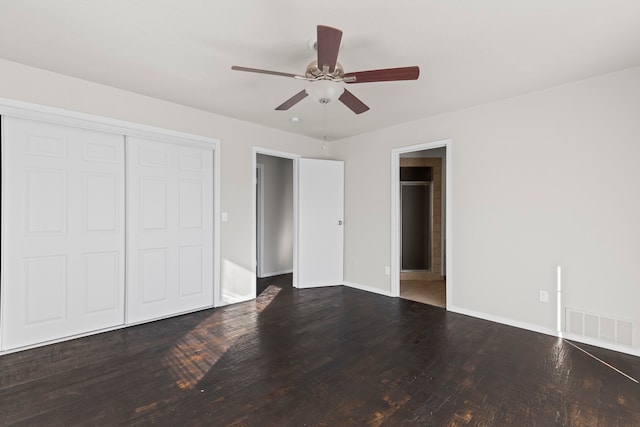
298 158 344 288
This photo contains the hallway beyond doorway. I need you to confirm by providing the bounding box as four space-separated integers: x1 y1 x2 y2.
400 279 446 308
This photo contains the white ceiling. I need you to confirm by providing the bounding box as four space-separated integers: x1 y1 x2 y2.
1 1 639 141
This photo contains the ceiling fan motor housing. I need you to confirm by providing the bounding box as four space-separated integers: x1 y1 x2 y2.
305 61 345 81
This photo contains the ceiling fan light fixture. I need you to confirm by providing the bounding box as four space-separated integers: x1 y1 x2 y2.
305 80 344 104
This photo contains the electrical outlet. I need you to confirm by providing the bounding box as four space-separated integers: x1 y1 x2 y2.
384 266 390 275
539 290 549 303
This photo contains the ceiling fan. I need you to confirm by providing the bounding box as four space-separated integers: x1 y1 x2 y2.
231 25 420 114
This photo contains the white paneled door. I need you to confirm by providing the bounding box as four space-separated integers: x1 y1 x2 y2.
1 117 125 350
126 137 214 323
298 158 344 288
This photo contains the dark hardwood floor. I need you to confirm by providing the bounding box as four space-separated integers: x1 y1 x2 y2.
1 276 639 426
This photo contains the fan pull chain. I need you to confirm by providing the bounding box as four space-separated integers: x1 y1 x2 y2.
322 103 329 142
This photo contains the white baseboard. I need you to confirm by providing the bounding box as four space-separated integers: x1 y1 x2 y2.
219 296 254 307
341 284 640 358
343 281 394 298
448 304 640 358
258 269 293 279
560 332 640 358
299 282 342 288
447 305 558 337
220 290 254 306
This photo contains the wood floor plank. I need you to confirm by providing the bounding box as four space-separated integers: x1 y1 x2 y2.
1 274 639 426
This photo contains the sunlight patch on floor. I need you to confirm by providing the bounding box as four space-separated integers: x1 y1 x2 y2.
162 284 283 391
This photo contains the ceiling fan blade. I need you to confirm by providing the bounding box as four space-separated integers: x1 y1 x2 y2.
275 90 308 110
232 65 300 78
344 66 420 83
317 25 342 73
339 89 370 114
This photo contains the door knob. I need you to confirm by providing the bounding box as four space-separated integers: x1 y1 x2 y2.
338 220 343 225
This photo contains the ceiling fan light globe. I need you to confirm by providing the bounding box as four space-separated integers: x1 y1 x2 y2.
305 80 344 104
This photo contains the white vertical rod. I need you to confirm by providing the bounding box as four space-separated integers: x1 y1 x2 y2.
557 265 562 334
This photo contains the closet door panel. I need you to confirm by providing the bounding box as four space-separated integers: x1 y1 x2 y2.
83 251 120 313
26 169 67 233
126 138 213 324
24 255 68 324
1 117 125 350
139 248 170 303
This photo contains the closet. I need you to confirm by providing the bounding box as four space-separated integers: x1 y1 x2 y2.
1 112 216 352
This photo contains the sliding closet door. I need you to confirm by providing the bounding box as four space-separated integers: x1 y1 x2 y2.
1 117 125 350
126 137 214 324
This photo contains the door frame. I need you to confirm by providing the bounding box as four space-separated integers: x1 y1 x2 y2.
391 139 452 307
252 148 300 295
255 163 264 278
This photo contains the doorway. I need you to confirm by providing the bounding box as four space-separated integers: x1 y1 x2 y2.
255 151 295 296
391 141 451 308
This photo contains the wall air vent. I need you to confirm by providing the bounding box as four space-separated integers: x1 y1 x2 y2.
566 308 635 348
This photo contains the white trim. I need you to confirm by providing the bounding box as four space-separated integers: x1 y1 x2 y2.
258 269 294 279
254 147 302 159
256 163 265 278
0 116 6 350
561 332 640 358
448 304 640 358
344 281 394 298
445 142 453 308
123 136 131 325
292 158 300 288
0 97 217 148
448 305 558 337
299 282 342 289
252 147 301 297
391 139 452 303
212 141 222 308
221 291 255 306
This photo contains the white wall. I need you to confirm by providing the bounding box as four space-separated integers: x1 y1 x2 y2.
256 154 293 277
332 66 640 354
0 59 329 306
